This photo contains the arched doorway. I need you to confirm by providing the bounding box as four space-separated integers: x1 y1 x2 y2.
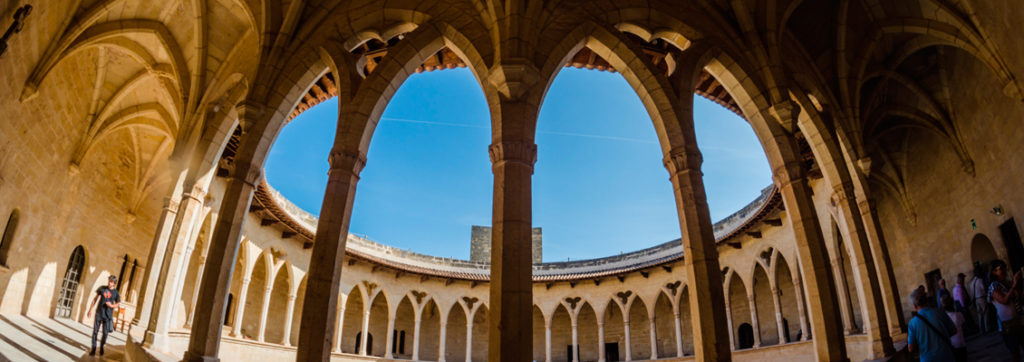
737 323 755 349
55 246 86 318
972 233 998 269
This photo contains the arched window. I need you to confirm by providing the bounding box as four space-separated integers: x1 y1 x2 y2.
0 209 19 267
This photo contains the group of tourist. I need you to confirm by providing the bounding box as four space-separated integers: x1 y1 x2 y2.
909 259 1024 361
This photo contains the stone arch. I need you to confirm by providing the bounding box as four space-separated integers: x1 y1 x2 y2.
727 271 752 350
551 304 572 362
341 285 365 354
532 304 547 361
366 290 390 357
678 285 694 355
654 291 677 357
602 298 626 361
240 251 270 339
627 296 652 360
445 302 468 361
752 263 778 346
418 298 442 360
577 302 599 361
393 295 416 358
265 263 290 343
972 233 999 268
289 275 307 346
471 304 489 361
773 253 801 343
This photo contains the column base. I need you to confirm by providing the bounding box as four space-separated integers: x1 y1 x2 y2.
182 350 221 362
142 330 171 352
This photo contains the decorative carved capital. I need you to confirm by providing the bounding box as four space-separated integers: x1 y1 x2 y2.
662 147 702 175
487 60 541 100
328 150 367 176
488 142 537 166
769 100 801 133
771 160 806 188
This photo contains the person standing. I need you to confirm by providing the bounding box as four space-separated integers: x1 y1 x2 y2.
908 287 957 362
972 265 991 334
937 279 951 309
87 275 120 356
990 259 1024 360
942 294 968 362
952 274 968 312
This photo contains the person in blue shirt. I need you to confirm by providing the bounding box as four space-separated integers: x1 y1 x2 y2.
908 287 957 362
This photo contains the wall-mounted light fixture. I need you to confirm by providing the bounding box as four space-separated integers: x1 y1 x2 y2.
991 205 1004 216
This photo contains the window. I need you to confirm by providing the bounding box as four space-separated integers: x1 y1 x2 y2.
0 209 19 267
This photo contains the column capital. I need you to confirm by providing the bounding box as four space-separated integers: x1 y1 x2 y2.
162 197 181 212
771 160 807 188
662 147 702 175
328 149 367 176
489 141 537 166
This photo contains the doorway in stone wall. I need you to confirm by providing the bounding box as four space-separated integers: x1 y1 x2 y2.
738 323 755 349
972 233 998 270
1000 218 1024 271
604 342 619 361
55 245 86 318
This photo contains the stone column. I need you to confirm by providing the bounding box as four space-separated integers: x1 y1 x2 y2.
774 155 847 360
794 274 810 341
359 308 371 356
333 305 345 353
385 310 397 358
231 277 251 337
183 170 259 362
282 294 297 346
295 150 365 361
143 190 204 350
488 138 537 362
412 310 423 360
438 321 447 362
673 312 683 356
257 286 272 342
649 317 658 358
664 48 732 361
623 318 632 362
724 299 734 349
571 320 579 362
466 314 474 362
832 251 860 334
184 252 209 329
857 196 906 334
132 195 180 336
748 294 761 348
544 318 552 362
167 211 206 326
771 287 786 343
597 322 606 362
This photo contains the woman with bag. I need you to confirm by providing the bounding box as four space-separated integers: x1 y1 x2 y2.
990 259 1024 360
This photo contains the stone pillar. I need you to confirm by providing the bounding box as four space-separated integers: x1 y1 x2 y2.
412 310 422 360
438 321 447 362
295 150 365 361
623 318 632 362
359 308 371 356
132 195 180 335
183 171 259 362
488 138 537 362
673 312 683 356
466 315 474 362
544 318 552 362
771 287 786 343
774 156 847 360
649 317 658 358
257 286 272 342
571 320 579 362
597 322 606 362
231 277 251 337
663 49 732 361
143 191 204 350
282 294 297 346
857 196 906 334
748 294 761 348
725 299 734 349
184 252 209 329
794 274 810 341
385 310 397 358
333 305 345 353
167 210 206 327
832 251 860 334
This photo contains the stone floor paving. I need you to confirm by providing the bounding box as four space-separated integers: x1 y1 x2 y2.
968 331 1015 362
0 315 126 361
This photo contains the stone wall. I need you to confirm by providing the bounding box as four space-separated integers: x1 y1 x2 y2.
470 225 543 264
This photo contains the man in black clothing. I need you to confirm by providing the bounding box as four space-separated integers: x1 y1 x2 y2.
87 275 120 356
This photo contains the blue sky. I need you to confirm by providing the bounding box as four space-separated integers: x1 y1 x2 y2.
264 67 771 261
